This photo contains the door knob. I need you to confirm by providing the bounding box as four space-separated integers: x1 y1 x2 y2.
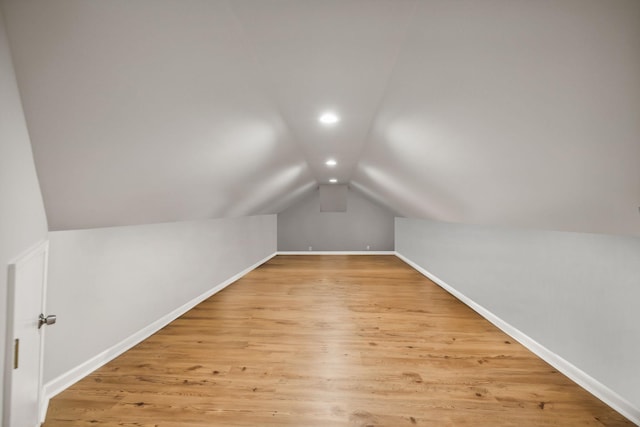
38 314 57 329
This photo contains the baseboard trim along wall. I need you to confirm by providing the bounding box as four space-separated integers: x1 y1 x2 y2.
41 252 277 409
277 251 395 255
395 252 640 425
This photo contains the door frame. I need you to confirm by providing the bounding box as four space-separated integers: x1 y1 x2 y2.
3 239 49 427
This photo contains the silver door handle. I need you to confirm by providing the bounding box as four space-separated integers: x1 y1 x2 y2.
38 314 57 329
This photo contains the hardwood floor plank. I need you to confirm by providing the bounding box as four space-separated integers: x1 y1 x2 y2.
43 255 632 426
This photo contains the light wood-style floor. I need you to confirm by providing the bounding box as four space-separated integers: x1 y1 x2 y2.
43 255 632 426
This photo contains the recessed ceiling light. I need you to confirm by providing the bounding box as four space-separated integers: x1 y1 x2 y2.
325 159 337 167
319 112 340 125
329 178 338 183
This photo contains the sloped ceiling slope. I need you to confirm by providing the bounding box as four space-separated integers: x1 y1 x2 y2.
1 0 318 230
353 0 640 236
3 0 640 236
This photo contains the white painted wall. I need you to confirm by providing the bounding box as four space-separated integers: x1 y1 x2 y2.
278 187 395 251
44 215 276 384
396 218 640 412
0 9 48 422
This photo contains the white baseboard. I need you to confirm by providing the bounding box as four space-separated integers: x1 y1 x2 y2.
394 251 640 426
41 252 277 411
277 251 395 255
39 397 49 424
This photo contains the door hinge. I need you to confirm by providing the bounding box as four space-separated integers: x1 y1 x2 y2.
13 338 19 370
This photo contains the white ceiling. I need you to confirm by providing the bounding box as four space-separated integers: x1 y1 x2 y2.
2 0 640 235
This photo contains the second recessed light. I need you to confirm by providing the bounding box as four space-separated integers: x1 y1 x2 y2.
325 159 337 167
319 112 340 125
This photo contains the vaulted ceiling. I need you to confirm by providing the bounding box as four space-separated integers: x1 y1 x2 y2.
3 0 640 235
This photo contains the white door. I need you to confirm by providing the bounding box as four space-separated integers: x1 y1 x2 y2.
3 241 51 427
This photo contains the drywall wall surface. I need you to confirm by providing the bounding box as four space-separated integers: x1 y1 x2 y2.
395 217 640 409
44 215 276 383
0 8 48 421
278 187 395 251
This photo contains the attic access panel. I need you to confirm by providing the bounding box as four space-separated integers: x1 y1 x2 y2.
319 185 347 212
